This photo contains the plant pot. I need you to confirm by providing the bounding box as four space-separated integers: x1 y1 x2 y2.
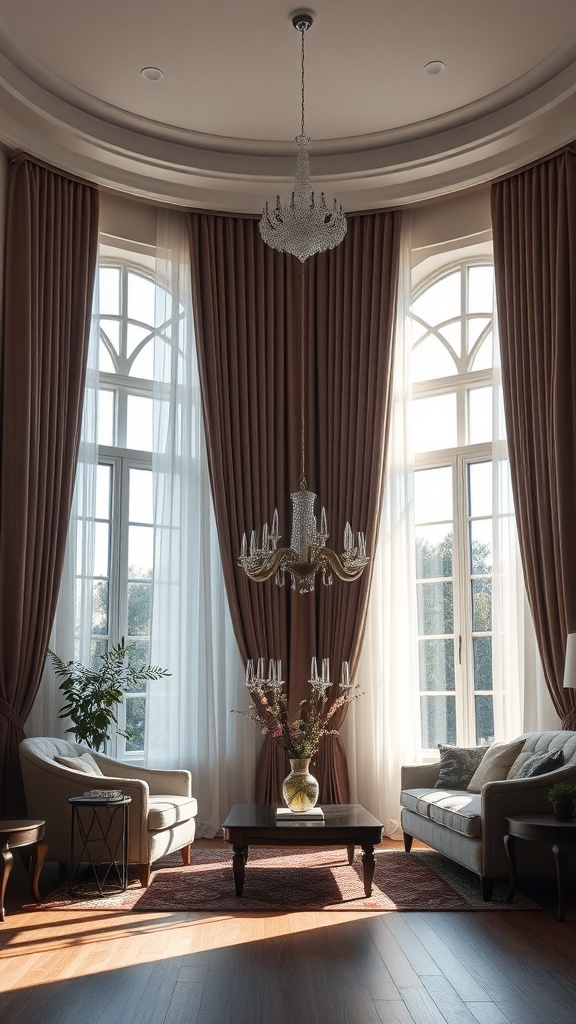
552 800 574 820
282 758 319 813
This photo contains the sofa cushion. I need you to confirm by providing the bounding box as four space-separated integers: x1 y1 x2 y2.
509 748 564 780
401 787 482 837
467 739 525 791
435 744 487 788
148 795 198 831
55 753 103 775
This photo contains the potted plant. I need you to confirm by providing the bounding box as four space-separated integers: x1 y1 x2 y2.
47 638 170 751
547 781 576 820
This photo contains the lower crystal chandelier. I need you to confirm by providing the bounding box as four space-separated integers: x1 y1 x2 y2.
258 13 347 263
238 266 369 594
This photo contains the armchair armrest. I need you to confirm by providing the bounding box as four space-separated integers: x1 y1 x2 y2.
90 753 192 797
401 762 441 790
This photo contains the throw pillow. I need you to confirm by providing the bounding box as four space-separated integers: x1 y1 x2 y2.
55 752 103 775
509 748 564 780
435 744 488 789
467 738 525 792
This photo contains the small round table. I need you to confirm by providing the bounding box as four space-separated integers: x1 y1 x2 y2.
0 819 47 921
69 795 131 897
504 814 576 921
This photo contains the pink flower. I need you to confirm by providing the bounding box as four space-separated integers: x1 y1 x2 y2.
271 726 283 738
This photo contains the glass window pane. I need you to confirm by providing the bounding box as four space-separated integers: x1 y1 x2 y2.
412 271 461 325
466 317 491 354
413 393 457 453
419 639 455 691
92 580 108 635
99 267 121 316
98 390 115 447
100 318 121 354
468 386 493 444
127 272 155 325
99 341 115 374
421 694 456 748
96 464 111 520
125 694 146 752
128 525 153 578
416 525 453 579
126 395 153 451
412 334 457 382
128 581 151 636
130 469 153 524
467 265 494 315
90 637 108 665
468 462 492 518
472 578 492 632
127 323 152 359
470 519 492 574
94 522 110 577
475 694 494 745
125 639 150 673
417 581 453 635
130 345 154 380
473 636 492 691
471 333 492 371
414 467 453 524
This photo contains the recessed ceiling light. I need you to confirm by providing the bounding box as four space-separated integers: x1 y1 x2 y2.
141 67 164 82
424 61 446 76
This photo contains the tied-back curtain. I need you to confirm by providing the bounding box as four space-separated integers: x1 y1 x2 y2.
188 210 402 803
0 157 99 815
491 146 576 728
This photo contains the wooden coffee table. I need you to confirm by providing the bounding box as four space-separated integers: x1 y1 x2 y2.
222 803 383 898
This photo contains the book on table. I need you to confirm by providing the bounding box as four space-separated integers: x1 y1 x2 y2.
276 806 325 821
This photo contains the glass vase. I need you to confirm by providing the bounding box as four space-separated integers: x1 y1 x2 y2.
282 757 319 813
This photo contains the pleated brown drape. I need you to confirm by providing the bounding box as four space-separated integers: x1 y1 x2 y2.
188 210 402 802
0 157 99 815
491 146 576 728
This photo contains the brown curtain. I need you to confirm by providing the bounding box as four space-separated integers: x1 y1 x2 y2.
0 157 99 814
491 146 576 728
188 210 402 802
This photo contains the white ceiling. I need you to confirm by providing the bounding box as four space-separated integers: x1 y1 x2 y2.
0 0 575 210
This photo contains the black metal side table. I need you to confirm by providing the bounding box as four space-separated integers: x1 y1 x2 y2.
68 794 131 897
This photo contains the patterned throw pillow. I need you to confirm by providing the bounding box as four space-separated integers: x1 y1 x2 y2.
55 752 103 775
435 744 488 789
509 748 564 780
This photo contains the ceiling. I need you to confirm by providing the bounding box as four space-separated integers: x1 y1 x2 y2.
0 0 575 211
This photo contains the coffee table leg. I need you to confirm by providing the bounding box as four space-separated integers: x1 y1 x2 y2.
361 844 375 897
232 844 246 897
552 842 569 922
504 833 516 903
30 841 48 903
347 845 355 865
1 843 13 922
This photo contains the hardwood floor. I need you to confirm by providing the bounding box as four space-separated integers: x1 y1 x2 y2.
1 839 575 1024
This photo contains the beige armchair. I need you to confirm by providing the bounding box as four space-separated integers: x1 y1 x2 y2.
20 736 197 886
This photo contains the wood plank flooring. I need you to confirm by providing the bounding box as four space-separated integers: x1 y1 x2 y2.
1 839 575 1024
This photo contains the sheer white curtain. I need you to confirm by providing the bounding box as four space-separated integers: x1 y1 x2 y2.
145 211 256 836
25 275 100 738
342 217 420 837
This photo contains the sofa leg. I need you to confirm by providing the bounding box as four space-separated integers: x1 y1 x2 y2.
180 844 191 866
403 832 413 853
138 864 151 888
481 876 494 902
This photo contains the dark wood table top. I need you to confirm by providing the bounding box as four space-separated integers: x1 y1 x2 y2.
222 803 383 841
0 820 45 847
506 815 576 840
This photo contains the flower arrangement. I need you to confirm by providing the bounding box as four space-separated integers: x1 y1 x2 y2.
234 657 362 759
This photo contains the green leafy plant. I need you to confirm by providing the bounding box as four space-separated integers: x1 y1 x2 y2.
47 638 170 751
547 782 576 805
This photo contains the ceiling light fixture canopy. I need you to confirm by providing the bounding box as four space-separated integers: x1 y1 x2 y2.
238 265 369 594
259 13 347 263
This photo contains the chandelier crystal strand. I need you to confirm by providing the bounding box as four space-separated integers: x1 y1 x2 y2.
258 14 347 262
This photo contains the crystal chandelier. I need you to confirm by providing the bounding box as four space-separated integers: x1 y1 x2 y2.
259 13 347 263
238 266 369 594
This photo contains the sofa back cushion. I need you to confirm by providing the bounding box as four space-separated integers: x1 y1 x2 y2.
435 745 487 789
467 738 525 791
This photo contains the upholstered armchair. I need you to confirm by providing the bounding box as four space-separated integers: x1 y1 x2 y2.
20 736 197 886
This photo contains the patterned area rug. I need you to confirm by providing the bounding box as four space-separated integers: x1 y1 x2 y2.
35 847 541 913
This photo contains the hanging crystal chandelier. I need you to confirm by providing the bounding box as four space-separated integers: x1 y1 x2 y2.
238 266 369 594
259 13 347 263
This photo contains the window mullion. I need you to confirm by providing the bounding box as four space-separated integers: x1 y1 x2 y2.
454 454 474 744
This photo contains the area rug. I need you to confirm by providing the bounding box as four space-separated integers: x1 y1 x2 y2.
34 847 541 913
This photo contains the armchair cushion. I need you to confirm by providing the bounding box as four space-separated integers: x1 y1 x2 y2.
148 795 198 830
55 752 103 774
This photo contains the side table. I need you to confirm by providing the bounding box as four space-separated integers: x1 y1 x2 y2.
504 814 576 921
0 819 47 921
69 795 131 897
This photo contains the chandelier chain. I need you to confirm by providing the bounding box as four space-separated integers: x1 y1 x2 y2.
300 22 306 137
300 261 306 489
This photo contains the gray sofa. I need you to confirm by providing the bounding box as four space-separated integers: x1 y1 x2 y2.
400 730 576 900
